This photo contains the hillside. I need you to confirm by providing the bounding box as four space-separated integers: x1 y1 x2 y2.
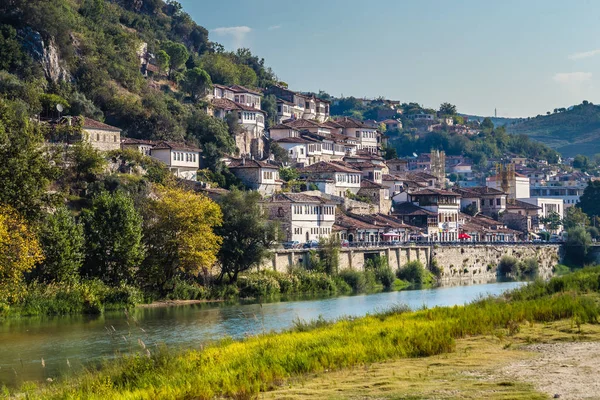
506 103 600 157
460 114 522 127
0 0 276 147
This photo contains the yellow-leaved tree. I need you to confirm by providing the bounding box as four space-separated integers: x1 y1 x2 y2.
142 185 222 289
0 205 44 303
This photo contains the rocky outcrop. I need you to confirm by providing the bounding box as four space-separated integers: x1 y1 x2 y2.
19 28 71 83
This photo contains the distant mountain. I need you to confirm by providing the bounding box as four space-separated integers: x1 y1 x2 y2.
505 103 600 157
460 114 522 127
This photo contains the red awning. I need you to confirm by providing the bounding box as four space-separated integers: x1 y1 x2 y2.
458 233 471 239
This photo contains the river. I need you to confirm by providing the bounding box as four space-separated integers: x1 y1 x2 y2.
0 281 524 387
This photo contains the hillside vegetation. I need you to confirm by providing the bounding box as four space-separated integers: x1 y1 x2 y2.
507 102 600 157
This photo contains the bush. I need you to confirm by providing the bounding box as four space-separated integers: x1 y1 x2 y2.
553 264 572 276
518 257 539 277
237 272 281 298
498 256 519 276
167 278 208 301
365 256 396 291
429 258 443 278
397 261 427 285
339 269 367 293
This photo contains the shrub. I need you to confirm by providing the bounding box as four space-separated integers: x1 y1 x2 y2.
429 258 443 278
365 256 396 291
498 256 519 276
237 272 281 298
518 257 539 277
339 269 367 293
168 278 208 301
397 261 427 285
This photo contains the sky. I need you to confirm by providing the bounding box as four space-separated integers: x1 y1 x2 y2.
179 0 600 118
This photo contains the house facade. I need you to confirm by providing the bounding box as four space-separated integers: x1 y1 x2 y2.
150 141 201 181
228 158 282 196
454 186 507 218
264 193 336 242
299 161 362 198
81 118 122 152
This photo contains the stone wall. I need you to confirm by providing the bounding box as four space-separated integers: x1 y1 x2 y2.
431 244 561 283
263 244 562 283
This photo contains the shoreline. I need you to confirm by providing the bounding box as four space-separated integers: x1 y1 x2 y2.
137 299 225 308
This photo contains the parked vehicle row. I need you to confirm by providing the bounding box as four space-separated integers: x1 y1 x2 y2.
280 239 564 249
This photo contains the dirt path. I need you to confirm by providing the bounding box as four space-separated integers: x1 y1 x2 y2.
501 342 600 400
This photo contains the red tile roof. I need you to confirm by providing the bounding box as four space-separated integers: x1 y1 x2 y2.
228 158 278 169
300 161 360 174
211 98 265 113
79 117 121 132
152 141 201 152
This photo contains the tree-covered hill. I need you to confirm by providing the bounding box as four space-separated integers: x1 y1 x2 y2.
0 0 276 146
506 102 600 157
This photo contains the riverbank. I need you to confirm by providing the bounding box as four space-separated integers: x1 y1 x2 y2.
1 265 411 318
6 267 600 399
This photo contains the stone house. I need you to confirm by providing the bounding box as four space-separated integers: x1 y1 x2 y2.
357 179 392 214
263 193 336 242
334 117 380 154
453 186 507 219
501 199 542 233
228 158 282 196
80 118 121 152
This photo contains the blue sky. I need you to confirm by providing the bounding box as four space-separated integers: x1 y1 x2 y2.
179 0 599 117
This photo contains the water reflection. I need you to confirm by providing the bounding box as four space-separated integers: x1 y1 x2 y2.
0 281 523 386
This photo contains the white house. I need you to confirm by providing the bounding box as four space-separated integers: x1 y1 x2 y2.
299 161 362 198
334 117 380 153
150 141 201 181
121 138 155 156
519 197 564 233
264 193 336 243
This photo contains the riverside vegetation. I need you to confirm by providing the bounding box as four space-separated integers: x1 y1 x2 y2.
5 266 600 399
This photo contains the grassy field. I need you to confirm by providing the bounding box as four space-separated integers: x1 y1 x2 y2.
5 267 600 400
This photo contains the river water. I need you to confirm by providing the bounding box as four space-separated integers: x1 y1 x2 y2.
0 281 523 386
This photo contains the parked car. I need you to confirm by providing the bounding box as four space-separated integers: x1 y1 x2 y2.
283 241 300 249
303 240 320 249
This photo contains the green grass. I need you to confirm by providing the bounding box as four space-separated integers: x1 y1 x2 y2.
8 267 600 399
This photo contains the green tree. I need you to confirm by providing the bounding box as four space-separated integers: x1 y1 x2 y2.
81 191 145 285
261 94 277 128
541 211 562 232
187 111 236 169
563 206 590 229
573 154 590 170
480 117 494 131
577 180 600 219
155 50 170 75
216 189 280 282
35 207 84 284
564 226 592 267
279 167 299 182
439 102 457 116
270 142 290 163
0 99 59 221
181 67 212 101
162 41 189 78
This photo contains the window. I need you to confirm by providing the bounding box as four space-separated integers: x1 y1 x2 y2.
480 199 485 207
356 131 360 138
496 198 501 206
277 105 282 113
113 135 117 142
96 133 100 141
489 199 494 206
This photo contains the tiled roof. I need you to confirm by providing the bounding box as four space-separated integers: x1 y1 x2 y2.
360 179 386 189
300 161 360 174
152 141 201 152
276 137 312 144
334 214 378 230
409 188 460 196
269 193 329 204
453 186 505 197
121 138 156 145
229 158 278 169
505 199 542 210
228 85 262 95
211 98 265 113
269 123 298 130
333 117 374 129
322 120 344 129
79 117 121 132
283 119 326 129
348 213 417 230
392 202 437 216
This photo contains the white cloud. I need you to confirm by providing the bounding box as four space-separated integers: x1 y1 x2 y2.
553 72 592 84
268 25 281 31
568 49 600 60
211 26 252 48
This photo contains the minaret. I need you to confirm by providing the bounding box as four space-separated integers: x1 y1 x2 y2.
495 108 497 118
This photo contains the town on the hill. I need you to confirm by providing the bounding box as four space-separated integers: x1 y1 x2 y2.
55 76 591 248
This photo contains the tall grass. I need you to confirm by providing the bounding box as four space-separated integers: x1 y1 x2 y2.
14 267 600 400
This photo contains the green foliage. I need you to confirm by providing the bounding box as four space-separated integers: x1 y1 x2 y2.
270 142 290 164
497 256 519 276
541 211 562 231
573 154 590 170
81 191 145 285
577 181 600 220
0 99 59 220
279 167 299 182
563 206 590 229
261 94 277 128
439 102 457 116
564 226 592 267
317 236 341 275
181 67 211 101
162 41 189 78
187 111 236 169
397 260 433 285
365 256 395 291
216 189 280 283
35 207 84 284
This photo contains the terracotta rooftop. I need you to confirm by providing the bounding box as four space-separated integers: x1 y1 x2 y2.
453 186 506 196
152 141 201 152
275 137 313 144
360 179 386 189
211 97 265 113
79 117 121 132
334 117 374 129
121 138 156 145
505 199 542 210
269 193 331 204
409 188 460 196
228 84 262 96
228 158 278 169
300 161 360 174
392 202 437 216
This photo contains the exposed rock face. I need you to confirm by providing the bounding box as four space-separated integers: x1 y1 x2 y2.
19 28 71 83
